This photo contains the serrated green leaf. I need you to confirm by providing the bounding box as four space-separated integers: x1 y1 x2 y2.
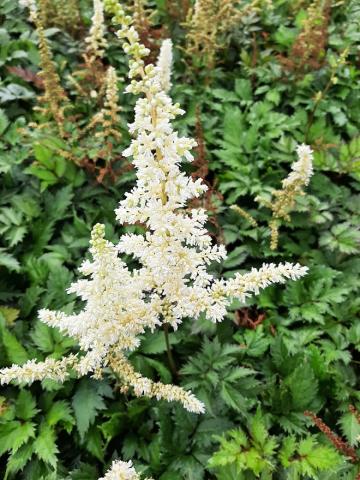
285 364 318 411
69 463 98 480
15 390 38 421
4 442 34 478
250 409 268 447
30 321 55 353
140 330 179 354
220 383 246 413
0 421 35 455
84 426 104 461
0 249 20 272
306 445 342 470
8 226 27 247
33 423 58 468
0 321 29 364
338 411 360 446
99 413 125 443
0 306 20 325
72 379 106 441
46 400 74 428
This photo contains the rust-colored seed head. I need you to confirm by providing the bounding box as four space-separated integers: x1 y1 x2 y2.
304 411 358 463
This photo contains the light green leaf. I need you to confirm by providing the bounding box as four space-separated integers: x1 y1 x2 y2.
0 249 20 272
0 321 29 365
4 442 34 478
33 423 59 468
30 321 55 353
338 411 360 446
0 421 35 455
0 108 9 134
15 390 38 421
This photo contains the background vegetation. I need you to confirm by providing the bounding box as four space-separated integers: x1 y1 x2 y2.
0 0 359 478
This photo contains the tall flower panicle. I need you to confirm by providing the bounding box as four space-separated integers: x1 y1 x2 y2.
282 144 313 188
19 0 69 136
0 2 308 416
0 355 78 385
184 0 273 68
21 0 81 35
92 66 122 141
256 144 314 249
86 0 108 60
31 8 69 137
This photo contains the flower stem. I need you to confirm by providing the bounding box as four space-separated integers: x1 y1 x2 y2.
164 323 178 378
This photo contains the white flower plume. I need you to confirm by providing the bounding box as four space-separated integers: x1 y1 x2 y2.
0 1 308 416
86 0 108 58
282 143 314 188
156 39 173 92
98 459 153 480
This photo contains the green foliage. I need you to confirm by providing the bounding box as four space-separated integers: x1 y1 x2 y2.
72 380 109 441
339 411 360 447
1 0 360 478
181 338 260 415
279 436 343 479
210 417 343 479
209 409 278 477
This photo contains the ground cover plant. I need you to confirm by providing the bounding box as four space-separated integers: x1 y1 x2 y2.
0 0 359 479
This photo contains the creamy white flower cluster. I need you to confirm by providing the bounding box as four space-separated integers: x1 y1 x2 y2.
282 143 314 188
109 352 205 414
104 0 308 325
254 142 314 251
156 39 173 93
86 0 108 59
0 1 308 416
40 223 160 374
98 459 152 480
0 355 77 385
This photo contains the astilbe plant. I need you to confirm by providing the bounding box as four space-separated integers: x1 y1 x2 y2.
70 0 109 94
2 0 310 477
165 0 190 22
184 0 272 69
256 144 314 250
86 0 109 59
20 0 126 183
21 1 69 138
35 0 82 35
279 0 331 75
131 0 166 63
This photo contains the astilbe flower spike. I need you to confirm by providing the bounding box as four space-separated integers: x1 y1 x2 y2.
256 144 314 250
98 460 153 480
0 0 308 418
21 1 69 137
184 0 273 68
90 66 122 142
86 0 109 60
